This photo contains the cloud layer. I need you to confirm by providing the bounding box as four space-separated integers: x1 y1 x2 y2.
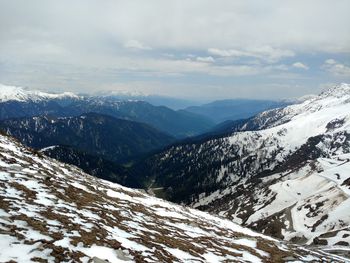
0 0 349 99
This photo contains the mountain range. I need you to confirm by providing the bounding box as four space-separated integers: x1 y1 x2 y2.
0 84 214 138
1 82 350 260
95 92 204 110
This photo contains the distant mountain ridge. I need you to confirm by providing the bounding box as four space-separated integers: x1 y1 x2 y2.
184 98 290 123
98 92 204 110
0 84 214 137
62 99 214 137
0 83 79 102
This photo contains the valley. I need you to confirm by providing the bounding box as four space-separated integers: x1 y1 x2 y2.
1 83 350 261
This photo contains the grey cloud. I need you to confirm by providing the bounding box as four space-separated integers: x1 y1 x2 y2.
1 0 349 53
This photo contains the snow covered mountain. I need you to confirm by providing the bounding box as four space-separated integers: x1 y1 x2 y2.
1 133 345 262
141 83 350 253
0 84 79 102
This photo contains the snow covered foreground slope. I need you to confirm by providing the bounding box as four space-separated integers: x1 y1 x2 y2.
0 135 347 262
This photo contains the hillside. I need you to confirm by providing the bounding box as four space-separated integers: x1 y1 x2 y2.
139 84 350 252
41 145 141 188
1 133 346 262
0 113 174 163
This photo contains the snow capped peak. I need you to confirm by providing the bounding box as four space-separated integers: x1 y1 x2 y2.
105 89 147 97
298 83 350 113
245 83 350 130
0 84 28 102
0 83 80 102
319 83 350 99
283 83 350 106
92 88 149 98
295 94 318 103
282 94 318 104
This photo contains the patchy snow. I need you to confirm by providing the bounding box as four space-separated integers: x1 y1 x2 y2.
39 145 59 152
0 133 344 262
80 245 134 263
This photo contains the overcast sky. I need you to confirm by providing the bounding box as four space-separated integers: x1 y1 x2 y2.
0 0 349 100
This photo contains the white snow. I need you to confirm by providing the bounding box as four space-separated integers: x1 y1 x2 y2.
0 83 79 102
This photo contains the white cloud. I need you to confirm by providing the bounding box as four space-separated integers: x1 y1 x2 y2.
124 40 151 50
325 59 337 65
292 62 309 70
208 46 295 63
322 59 350 77
196 56 215 63
208 48 245 57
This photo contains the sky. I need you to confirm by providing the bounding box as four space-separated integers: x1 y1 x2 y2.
0 0 349 100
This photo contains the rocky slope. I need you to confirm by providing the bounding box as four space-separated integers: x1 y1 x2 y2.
1 134 346 262
140 84 350 252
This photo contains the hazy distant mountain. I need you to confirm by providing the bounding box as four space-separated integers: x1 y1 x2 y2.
0 84 214 137
63 99 214 138
0 112 174 163
184 99 290 123
99 92 204 110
